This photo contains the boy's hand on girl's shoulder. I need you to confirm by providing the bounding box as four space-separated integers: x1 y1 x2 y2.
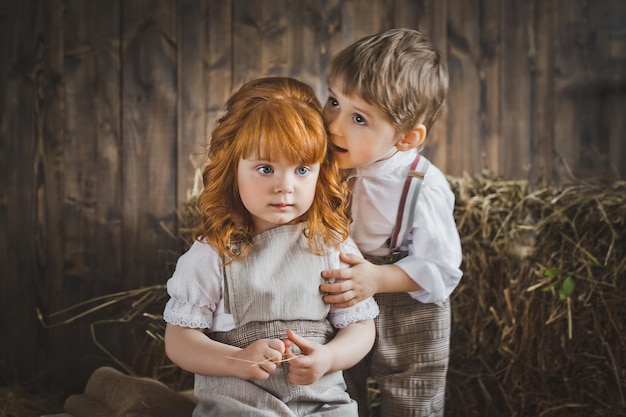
320 252 379 307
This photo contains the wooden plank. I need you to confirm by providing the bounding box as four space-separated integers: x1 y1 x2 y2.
31 0 67 394
55 0 122 393
338 0 391 46
577 0 614 179
393 0 450 173
586 0 624 180
529 0 557 186
121 0 178 291
302 0 392 99
0 0 46 386
0 0 10 317
394 0 423 29
553 0 618 181
1 0 66 391
205 0 233 155
307 0 342 98
477 0 502 178
501 0 532 179
232 0 291 87
63 0 122 291
33 0 65 301
284 0 327 95
177 0 209 214
607 0 626 178
553 1 579 183
446 0 483 177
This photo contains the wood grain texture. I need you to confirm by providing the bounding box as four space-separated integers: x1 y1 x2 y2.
447 0 483 177
55 0 123 392
204 0 233 143
501 0 532 179
528 0 557 186
607 0 626 178
178 0 209 205
0 0 44 387
121 0 178 291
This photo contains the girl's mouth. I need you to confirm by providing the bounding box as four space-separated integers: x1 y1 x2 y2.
271 203 292 209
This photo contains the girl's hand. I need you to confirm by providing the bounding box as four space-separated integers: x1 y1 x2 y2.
320 252 379 307
230 338 286 380
283 329 332 385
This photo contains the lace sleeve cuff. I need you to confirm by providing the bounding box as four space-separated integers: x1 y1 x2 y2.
162 298 213 329
328 297 379 329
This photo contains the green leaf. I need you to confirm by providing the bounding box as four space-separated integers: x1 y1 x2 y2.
544 267 562 277
558 276 576 300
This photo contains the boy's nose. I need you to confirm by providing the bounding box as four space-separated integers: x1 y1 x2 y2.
325 114 341 137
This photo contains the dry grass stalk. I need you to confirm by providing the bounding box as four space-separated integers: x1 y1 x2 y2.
225 355 303 366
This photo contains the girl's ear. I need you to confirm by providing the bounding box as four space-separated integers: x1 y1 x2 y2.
395 124 427 151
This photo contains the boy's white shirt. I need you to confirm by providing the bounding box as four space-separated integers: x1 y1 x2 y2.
349 148 463 305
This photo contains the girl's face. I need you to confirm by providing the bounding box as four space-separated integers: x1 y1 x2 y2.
237 155 320 233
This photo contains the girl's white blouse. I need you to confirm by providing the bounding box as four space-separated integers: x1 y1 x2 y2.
163 235 379 331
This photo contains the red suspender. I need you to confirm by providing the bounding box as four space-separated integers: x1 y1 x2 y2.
388 153 430 250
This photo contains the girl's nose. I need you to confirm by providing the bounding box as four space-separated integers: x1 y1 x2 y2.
274 173 294 193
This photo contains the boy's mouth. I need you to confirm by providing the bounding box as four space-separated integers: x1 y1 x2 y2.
331 143 348 153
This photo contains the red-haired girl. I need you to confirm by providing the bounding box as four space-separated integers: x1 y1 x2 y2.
163 77 378 416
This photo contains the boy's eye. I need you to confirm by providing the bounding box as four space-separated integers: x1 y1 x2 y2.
296 166 311 175
354 114 366 125
327 97 339 108
257 165 273 174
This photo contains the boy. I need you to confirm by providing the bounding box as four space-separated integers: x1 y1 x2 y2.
320 29 463 417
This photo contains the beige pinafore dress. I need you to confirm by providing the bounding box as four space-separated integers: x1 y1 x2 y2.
193 223 358 417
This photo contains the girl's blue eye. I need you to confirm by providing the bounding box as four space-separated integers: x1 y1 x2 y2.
354 114 366 125
296 166 310 175
258 165 273 174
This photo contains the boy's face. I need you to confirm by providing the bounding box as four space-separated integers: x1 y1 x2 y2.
323 81 403 170
237 155 320 234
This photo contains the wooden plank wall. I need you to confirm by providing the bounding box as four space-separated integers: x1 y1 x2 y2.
1 0 624 399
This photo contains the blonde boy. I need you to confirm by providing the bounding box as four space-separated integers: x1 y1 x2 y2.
320 29 463 417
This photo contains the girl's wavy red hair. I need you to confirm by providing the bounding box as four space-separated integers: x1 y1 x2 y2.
195 77 350 259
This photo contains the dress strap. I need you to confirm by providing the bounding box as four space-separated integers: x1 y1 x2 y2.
388 153 430 250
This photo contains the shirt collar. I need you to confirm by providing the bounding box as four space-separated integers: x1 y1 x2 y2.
354 149 418 178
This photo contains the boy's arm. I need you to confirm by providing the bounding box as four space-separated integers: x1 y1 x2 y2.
164 323 286 381
322 175 463 307
320 253 421 308
283 319 375 385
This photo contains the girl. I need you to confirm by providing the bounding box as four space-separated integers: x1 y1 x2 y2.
163 77 378 417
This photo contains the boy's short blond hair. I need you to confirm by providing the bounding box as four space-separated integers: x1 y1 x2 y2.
327 28 448 135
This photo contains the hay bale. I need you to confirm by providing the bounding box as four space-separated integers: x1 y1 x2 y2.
447 175 626 417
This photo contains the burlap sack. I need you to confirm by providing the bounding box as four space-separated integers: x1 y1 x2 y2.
64 367 196 417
